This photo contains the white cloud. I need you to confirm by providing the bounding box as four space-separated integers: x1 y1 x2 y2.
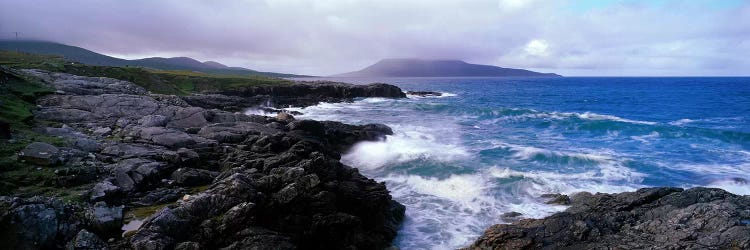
524 39 549 57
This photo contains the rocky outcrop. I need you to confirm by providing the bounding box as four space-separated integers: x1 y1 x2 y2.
466 187 750 250
216 81 406 107
406 91 442 97
2 69 406 249
18 142 61 166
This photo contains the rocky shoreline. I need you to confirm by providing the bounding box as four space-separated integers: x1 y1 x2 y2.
0 69 405 249
2 68 749 250
466 187 750 249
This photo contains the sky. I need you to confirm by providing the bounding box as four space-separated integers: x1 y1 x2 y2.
1 0 748 76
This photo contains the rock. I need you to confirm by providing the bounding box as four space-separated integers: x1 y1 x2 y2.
540 193 570 205
134 127 195 148
90 180 122 202
65 229 108 250
18 142 61 166
0 196 82 249
174 241 201 250
138 115 170 127
466 187 750 250
168 107 209 129
0 120 10 139
111 158 169 192
21 69 148 95
501 212 523 222
170 168 218 187
86 202 124 237
406 91 442 97
275 112 295 122
216 81 406 108
92 127 112 136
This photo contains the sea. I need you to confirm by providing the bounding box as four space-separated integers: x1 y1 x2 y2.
260 77 750 249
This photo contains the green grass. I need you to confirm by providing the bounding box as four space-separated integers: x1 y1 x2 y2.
0 51 293 96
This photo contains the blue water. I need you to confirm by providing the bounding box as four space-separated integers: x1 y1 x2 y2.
279 77 750 249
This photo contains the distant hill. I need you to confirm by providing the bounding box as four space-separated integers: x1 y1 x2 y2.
335 58 560 77
0 40 306 77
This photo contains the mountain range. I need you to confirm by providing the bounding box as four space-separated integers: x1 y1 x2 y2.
335 58 560 77
0 40 305 77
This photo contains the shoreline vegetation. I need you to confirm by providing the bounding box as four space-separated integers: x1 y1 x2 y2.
1 51 749 249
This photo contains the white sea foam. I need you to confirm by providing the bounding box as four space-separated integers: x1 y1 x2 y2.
406 92 458 99
485 110 658 125
669 118 695 126
707 179 750 195
341 126 470 169
243 108 277 116
631 131 661 143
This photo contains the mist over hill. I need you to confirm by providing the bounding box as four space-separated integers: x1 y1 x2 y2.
335 58 561 77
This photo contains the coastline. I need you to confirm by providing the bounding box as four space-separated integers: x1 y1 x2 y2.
1 67 749 249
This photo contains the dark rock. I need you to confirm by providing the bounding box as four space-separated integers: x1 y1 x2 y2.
276 112 295 122
86 202 124 237
216 81 406 108
0 196 82 249
18 142 61 166
540 193 570 205
466 187 750 249
111 158 170 192
65 229 108 250
168 107 210 129
501 212 523 223
170 168 218 187
90 180 122 202
0 120 10 139
406 91 442 97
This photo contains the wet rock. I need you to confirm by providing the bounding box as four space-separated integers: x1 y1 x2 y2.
18 142 61 166
466 187 750 250
65 229 108 250
276 112 295 122
501 212 523 222
540 193 570 205
170 168 218 187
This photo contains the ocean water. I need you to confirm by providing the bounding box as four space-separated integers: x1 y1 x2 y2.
274 77 749 249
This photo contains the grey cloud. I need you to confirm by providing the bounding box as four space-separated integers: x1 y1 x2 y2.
1 0 748 76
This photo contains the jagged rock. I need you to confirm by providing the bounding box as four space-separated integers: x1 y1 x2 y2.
18 142 61 166
216 81 406 108
170 168 218 187
501 212 523 223
86 202 123 237
540 193 570 205
65 229 108 250
466 187 750 250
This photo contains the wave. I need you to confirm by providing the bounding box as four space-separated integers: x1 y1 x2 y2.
341 125 470 169
707 178 750 195
481 109 658 126
406 92 458 99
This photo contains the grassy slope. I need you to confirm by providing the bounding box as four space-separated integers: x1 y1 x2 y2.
0 51 293 95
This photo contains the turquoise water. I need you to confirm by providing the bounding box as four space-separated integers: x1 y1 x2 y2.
281 77 750 249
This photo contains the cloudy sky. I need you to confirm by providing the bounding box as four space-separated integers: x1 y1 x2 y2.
1 0 748 76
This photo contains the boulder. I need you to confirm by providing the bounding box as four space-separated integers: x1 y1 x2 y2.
540 193 570 205
466 187 750 249
86 202 124 237
168 107 209 129
18 142 61 166
0 197 82 249
89 180 122 202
